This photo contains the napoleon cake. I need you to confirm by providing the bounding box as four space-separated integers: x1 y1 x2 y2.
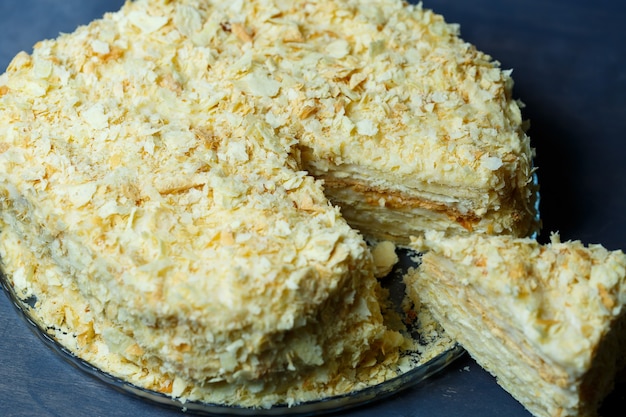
0 0 535 408
407 232 626 417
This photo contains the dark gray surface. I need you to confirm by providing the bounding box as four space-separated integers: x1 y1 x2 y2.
0 1 624 416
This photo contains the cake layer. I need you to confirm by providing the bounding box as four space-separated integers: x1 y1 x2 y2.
407 232 626 417
322 177 534 244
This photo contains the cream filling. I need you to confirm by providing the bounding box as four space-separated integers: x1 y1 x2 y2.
325 184 536 244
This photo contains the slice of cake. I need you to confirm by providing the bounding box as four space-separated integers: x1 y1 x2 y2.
0 0 538 408
406 232 626 417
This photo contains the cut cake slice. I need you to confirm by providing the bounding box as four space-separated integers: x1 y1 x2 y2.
406 232 626 417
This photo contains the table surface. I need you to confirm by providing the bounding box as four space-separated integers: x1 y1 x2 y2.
0 1 625 416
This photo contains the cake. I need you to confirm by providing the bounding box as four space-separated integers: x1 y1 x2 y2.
407 232 626 417
0 0 537 408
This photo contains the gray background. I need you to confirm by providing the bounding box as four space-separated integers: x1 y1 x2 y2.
0 0 625 416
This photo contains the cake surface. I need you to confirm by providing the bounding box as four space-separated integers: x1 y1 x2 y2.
0 0 535 408
407 232 626 417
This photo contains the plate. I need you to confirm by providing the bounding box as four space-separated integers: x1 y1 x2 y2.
0 246 463 416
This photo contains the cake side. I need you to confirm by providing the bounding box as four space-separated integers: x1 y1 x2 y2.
0 221 408 406
406 232 626 417
324 183 536 244
0 0 405 406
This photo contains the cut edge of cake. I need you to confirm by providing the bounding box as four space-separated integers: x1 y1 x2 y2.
406 232 626 417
